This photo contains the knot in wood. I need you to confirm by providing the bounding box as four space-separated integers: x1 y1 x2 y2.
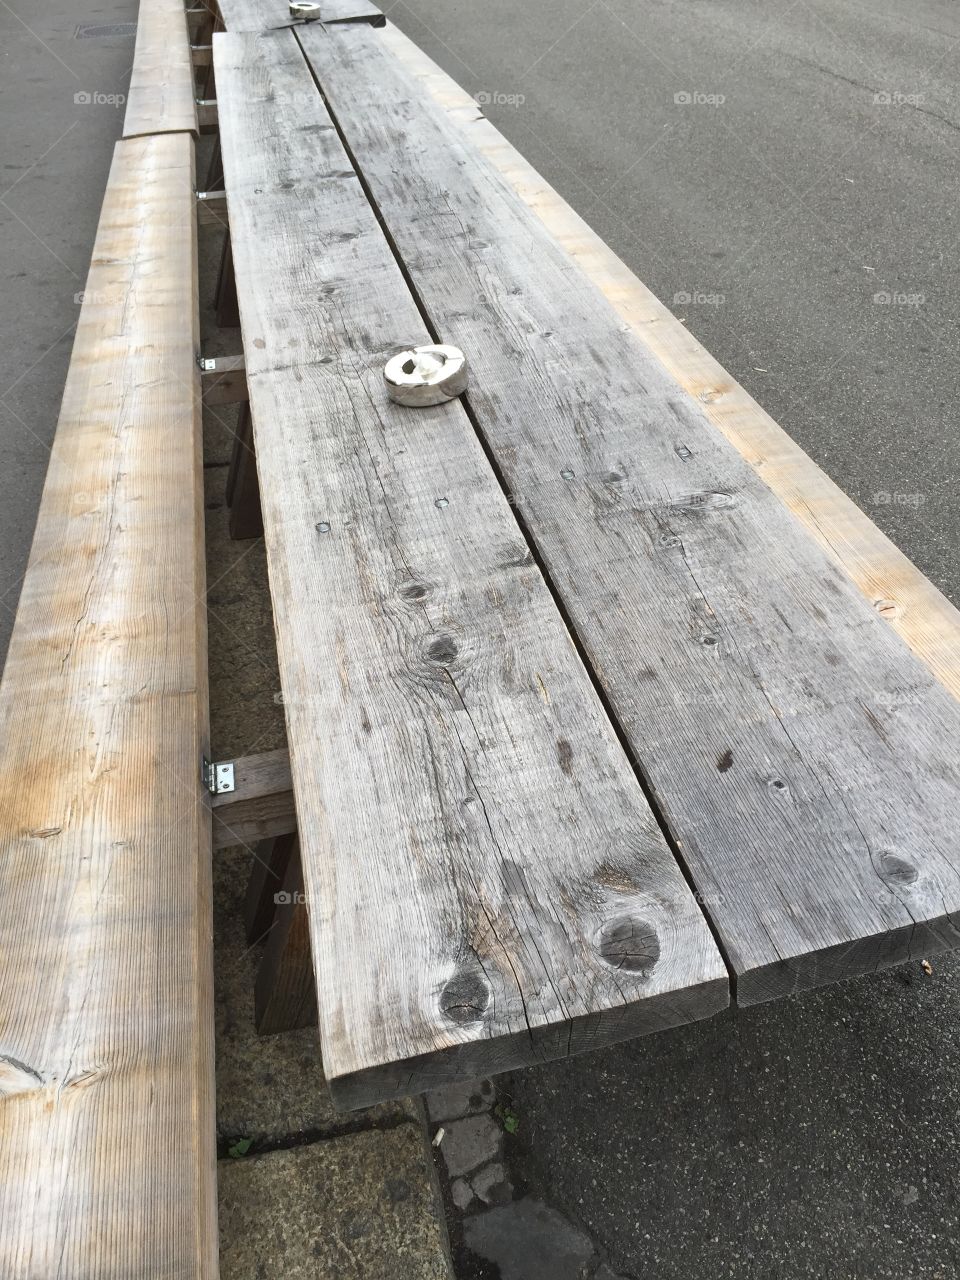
439 971 490 1025
878 852 918 886
425 634 459 665
598 915 660 977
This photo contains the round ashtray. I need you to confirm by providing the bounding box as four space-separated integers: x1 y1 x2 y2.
289 1 322 19
383 344 469 407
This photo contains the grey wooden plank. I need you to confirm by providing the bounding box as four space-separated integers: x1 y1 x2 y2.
299 22 960 1005
213 29 727 1109
218 0 381 33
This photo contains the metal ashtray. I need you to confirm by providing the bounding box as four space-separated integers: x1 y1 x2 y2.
289 1 322 19
384 344 469 407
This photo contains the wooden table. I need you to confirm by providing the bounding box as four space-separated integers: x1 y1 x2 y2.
211 6 960 1111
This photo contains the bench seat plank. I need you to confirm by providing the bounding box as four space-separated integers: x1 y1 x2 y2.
123 0 198 139
214 29 727 1110
299 23 960 1004
0 134 216 1277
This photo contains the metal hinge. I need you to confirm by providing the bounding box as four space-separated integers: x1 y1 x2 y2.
202 757 236 795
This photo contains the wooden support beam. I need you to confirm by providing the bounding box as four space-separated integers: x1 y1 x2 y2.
211 747 294 850
201 353 248 406
196 99 218 133
187 6 209 38
196 189 228 227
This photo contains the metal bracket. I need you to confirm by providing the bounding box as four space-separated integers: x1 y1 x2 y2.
198 354 217 371
202 757 236 795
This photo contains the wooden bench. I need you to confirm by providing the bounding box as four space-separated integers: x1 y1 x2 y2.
0 5 220 1272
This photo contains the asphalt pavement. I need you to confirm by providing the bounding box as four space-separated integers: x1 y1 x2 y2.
379 1 960 1277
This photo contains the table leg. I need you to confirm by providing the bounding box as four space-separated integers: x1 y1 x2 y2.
244 831 298 945
227 403 263 539
205 135 224 193
215 231 240 329
254 837 318 1036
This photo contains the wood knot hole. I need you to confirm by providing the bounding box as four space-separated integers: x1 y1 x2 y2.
878 852 918 886
426 635 458 664
599 915 660 977
439 971 489 1025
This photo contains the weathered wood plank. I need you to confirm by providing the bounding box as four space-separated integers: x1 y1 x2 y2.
300 23 960 1004
214 29 727 1109
218 0 382 32
0 134 217 1278
381 22 960 705
123 0 198 139
212 747 295 850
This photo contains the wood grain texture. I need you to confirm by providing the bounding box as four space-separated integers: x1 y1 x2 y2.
214 29 727 1109
381 22 960 704
212 747 294 850
217 0 381 33
0 134 217 1278
123 0 198 139
301 23 960 1005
